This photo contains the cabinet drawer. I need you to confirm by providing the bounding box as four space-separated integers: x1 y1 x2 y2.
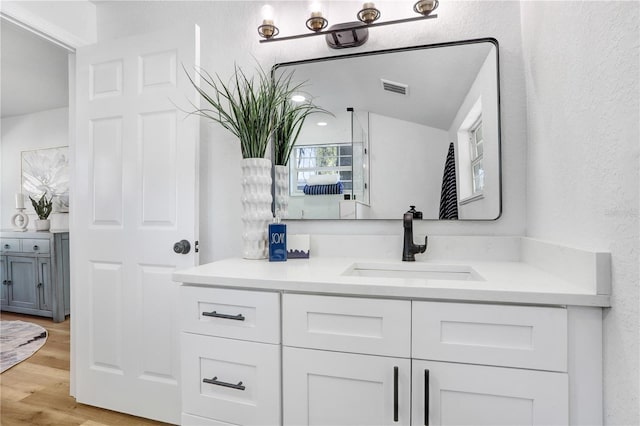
182 413 236 426
412 301 567 371
181 286 280 344
21 239 50 254
182 333 281 426
1 239 20 253
283 294 411 357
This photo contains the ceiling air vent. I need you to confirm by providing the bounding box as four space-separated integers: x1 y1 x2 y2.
381 79 409 96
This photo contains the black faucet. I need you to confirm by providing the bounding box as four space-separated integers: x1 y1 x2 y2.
402 212 427 261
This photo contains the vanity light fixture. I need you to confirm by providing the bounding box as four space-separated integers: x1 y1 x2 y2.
257 1 438 48
257 4 279 40
306 2 328 32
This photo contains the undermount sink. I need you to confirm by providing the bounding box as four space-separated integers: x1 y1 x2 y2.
343 262 484 281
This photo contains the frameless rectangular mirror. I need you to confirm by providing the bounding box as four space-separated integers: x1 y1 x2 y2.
273 38 501 220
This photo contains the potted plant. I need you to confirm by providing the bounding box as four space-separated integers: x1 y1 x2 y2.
29 193 53 231
184 63 315 259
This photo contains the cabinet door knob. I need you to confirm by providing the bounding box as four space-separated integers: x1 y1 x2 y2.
424 369 430 426
2 280 6 285
7 280 11 285
37 283 43 288
3 244 9 249
202 376 246 391
33 245 39 251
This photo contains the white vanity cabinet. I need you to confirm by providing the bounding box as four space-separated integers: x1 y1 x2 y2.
411 301 570 425
282 294 412 425
180 286 281 426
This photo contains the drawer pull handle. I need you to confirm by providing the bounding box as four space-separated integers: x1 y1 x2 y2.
203 376 246 391
202 311 245 321
33 245 39 250
424 369 430 426
393 366 399 422
3 244 9 249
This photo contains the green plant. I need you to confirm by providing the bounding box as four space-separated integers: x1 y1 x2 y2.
184 63 304 159
29 194 53 220
273 95 330 166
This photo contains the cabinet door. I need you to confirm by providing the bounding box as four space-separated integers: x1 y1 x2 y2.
6 256 38 310
37 258 52 312
0 256 7 306
411 360 568 426
182 333 281 426
283 347 411 426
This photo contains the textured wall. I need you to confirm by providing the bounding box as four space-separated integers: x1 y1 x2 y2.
95 0 528 261
520 2 639 424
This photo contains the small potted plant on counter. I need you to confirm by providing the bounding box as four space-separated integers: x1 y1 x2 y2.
29 193 53 231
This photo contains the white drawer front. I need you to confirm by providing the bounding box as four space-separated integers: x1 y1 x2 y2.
182 333 280 426
1 238 20 253
182 412 240 425
412 301 567 372
21 239 50 254
181 286 280 344
283 294 411 357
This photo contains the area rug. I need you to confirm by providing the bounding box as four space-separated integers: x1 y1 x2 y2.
0 320 48 373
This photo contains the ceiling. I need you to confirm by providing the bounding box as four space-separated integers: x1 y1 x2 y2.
279 42 493 131
1 19 70 118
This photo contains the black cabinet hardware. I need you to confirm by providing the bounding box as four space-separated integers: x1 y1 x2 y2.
203 376 246 391
394 366 399 422
424 369 430 426
202 311 245 321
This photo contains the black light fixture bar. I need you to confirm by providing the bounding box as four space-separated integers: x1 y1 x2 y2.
259 13 437 44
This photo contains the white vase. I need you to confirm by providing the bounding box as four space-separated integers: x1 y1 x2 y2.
35 219 50 231
241 158 273 259
274 165 289 219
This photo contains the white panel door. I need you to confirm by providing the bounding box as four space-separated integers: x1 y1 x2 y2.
73 25 200 424
283 346 411 425
411 360 568 426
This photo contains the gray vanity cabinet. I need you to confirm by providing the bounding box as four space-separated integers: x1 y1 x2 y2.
0 231 70 322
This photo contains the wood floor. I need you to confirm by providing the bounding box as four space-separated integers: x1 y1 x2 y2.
0 312 169 426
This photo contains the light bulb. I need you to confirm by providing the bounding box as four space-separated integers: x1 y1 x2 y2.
309 2 323 15
261 4 275 21
291 95 306 102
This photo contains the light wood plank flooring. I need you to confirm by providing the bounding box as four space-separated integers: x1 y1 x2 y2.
1 312 169 426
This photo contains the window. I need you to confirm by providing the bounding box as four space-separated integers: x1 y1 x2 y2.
290 144 353 195
469 117 484 194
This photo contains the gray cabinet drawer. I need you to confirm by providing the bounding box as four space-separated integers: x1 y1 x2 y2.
21 239 50 254
1 239 21 253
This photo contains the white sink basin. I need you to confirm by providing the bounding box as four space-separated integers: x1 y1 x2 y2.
343 262 483 281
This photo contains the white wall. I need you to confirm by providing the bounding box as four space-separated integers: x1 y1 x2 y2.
1 107 70 230
369 113 449 219
94 0 528 260
520 2 639 424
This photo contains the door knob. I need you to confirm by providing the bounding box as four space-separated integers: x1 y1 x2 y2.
173 240 191 254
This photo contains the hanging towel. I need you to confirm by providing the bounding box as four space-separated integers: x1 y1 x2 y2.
439 142 459 220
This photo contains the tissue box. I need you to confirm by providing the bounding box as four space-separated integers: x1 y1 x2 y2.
287 234 310 259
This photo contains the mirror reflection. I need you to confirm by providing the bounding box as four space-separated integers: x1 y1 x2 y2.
273 38 501 220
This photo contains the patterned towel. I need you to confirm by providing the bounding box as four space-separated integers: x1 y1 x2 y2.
303 182 344 195
439 142 459 220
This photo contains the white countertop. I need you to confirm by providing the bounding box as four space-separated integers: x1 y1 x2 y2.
173 256 611 307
